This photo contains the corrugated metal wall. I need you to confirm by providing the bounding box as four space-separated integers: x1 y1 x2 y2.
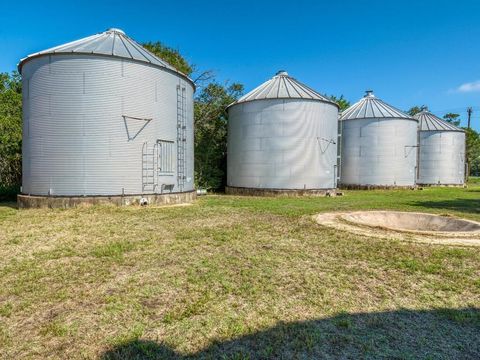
227 99 338 189
340 118 418 186
418 131 465 185
22 54 194 196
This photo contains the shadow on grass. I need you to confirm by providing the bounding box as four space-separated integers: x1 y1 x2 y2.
410 199 480 215
101 308 479 359
0 201 17 210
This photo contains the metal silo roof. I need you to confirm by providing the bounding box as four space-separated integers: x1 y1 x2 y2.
228 71 338 108
340 90 412 120
18 28 193 84
414 110 464 132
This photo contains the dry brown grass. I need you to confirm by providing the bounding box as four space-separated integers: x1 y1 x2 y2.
0 185 479 359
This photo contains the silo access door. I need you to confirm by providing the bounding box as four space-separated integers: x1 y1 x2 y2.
142 140 176 193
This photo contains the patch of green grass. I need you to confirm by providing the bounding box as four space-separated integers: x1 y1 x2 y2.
396 258 443 274
108 322 145 347
40 318 76 337
0 302 13 317
91 240 135 259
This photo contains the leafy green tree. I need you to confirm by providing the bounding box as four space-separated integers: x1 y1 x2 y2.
142 42 194 76
464 128 480 176
144 40 243 190
443 113 461 126
327 95 350 111
194 82 243 190
407 105 428 116
0 71 22 196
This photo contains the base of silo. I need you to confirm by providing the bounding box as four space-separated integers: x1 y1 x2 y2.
339 184 417 190
417 183 466 188
314 211 480 247
225 186 338 197
17 191 196 209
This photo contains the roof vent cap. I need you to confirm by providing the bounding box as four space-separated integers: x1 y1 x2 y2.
276 70 289 76
106 28 126 35
364 90 375 98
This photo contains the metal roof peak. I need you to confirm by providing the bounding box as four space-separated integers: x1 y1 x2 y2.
228 72 338 108
18 28 194 87
414 110 464 132
340 91 412 120
106 28 125 35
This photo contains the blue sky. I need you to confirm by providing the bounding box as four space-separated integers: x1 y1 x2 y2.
1 0 479 130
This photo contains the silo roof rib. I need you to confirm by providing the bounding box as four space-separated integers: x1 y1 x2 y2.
118 34 134 59
371 99 385 117
229 71 338 108
282 77 291 98
286 77 303 98
17 28 194 86
340 91 413 121
414 111 464 132
111 32 116 55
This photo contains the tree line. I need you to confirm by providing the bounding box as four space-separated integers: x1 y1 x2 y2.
1 43 478 198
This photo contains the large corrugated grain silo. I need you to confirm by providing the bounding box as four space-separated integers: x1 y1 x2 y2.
414 110 466 186
18 28 195 208
339 91 418 188
226 71 339 195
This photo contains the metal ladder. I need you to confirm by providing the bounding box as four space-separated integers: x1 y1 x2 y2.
142 142 157 192
337 118 343 186
176 84 187 191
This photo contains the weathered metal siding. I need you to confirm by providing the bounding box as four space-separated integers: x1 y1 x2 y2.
418 131 465 185
227 99 338 189
22 54 194 196
340 118 418 186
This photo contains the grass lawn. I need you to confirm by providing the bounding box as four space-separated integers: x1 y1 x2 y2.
0 182 479 359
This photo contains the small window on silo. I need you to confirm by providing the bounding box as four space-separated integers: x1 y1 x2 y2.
157 140 175 175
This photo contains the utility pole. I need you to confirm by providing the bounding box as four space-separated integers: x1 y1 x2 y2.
467 107 472 129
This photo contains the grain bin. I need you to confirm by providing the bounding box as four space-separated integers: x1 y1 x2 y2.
414 110 466 186
339 91 418 188
18 28 195 208
226 71 339 196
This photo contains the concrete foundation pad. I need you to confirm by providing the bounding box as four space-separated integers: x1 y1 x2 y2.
17 191 196 209
225 186 338 197
339 184 417 190
417 183 466 188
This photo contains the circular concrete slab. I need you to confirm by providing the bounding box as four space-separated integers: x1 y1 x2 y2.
341 211 480 233
314 211 480 247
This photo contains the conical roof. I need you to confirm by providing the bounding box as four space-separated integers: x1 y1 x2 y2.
18 28 192 84
414 110 464 132
228 71 338 108
340 90 412 120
